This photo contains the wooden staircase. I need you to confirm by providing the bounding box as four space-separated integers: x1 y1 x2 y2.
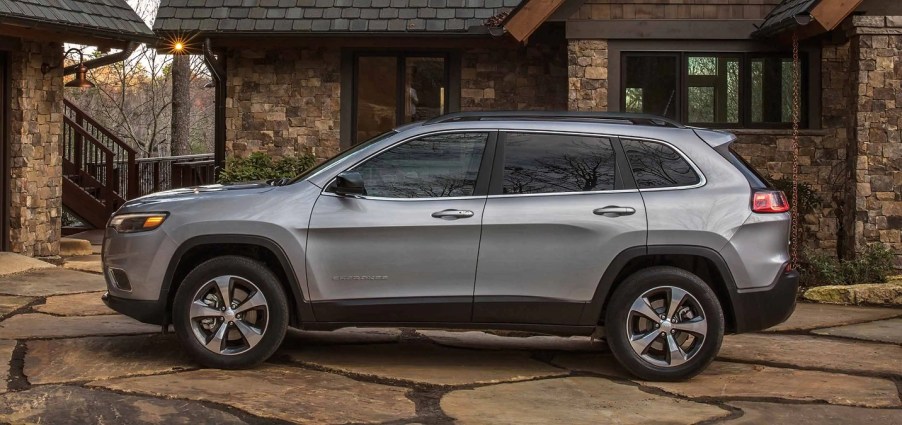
62 99 138 229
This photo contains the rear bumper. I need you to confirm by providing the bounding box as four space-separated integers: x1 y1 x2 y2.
730 269 799 333
102 292 166 326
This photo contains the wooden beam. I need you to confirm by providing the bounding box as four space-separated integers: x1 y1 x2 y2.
504 0 568 42
811 0 864 32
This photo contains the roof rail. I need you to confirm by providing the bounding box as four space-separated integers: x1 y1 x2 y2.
424 111 684 128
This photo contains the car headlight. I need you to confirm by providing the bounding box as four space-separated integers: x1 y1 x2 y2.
109 213 169 233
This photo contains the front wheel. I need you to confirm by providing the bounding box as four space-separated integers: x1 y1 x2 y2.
605 266 724 381
172 256 289 369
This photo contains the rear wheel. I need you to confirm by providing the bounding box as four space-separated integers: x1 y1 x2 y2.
173 256 289 369
605 266 723 381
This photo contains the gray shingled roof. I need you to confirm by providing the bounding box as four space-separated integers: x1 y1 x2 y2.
0 0 155 40
752 0 819 38
153 0 521 34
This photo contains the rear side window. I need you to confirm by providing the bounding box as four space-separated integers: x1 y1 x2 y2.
502 132 617 194
622 139 701 189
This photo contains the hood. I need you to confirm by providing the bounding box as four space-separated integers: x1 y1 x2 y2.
121 181 276 210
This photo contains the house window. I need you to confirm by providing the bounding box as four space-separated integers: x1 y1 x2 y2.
622 53 807 128
353 53 450 144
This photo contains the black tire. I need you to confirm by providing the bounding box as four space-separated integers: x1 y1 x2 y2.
605 266 724 381
172 255 289 369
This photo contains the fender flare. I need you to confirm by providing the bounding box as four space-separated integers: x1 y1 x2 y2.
578 245 739 327
161 234 314 326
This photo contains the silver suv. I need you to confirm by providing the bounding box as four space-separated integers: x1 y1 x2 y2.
102 112 799 381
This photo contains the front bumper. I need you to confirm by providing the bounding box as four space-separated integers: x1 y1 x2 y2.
102 292 167 325
730 269 800 333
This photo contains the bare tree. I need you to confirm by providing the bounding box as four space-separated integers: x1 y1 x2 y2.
170 53 191 156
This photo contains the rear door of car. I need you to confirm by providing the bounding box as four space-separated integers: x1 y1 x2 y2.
472 130 647 325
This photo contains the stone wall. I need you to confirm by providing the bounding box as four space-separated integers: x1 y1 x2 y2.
225 47 341 160
7 40 63 257
567 40 608 111
846 16 902 268
460 41 568 111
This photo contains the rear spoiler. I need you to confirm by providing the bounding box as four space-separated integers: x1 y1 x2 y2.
692 128 737 156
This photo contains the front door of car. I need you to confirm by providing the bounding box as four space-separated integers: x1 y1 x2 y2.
306 131 495 323
473 131 648 325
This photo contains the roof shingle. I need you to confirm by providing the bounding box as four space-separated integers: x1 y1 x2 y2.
753 0 819 38
0 0 155 40
152 0 520 34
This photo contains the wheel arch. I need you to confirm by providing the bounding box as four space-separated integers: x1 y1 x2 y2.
161 235 313 328
581 245 740 333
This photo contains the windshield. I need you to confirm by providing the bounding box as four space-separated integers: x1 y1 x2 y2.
289 131 397 184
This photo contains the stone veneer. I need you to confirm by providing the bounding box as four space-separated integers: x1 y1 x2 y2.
567 40 608 111
7 40 63 257
846 16 902 267
460 41 567 111
225 47 341 160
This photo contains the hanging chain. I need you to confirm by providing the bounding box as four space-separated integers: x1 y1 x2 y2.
791 31 801 269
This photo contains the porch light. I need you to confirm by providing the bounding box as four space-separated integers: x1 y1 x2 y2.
41 48 96 89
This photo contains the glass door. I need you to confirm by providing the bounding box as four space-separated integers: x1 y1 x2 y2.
354 53 448 145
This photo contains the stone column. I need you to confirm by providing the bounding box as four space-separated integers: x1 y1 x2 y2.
7 41 63 258
847 16 902 268
567 40 608 112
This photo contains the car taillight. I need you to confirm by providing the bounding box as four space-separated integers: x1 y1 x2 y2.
752 190 790 213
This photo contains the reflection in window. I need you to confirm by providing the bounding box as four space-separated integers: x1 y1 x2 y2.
404 57 446 123
623 55 678 119
686 56 740 124
354 133 486 198
356 57 398 144
751 58 795 124
622 139 700 189
503 133 616 194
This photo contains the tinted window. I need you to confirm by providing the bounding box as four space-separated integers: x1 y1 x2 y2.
503 133 616 194
353 132 487 198
622 139 700 189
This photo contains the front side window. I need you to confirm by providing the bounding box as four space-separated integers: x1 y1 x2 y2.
352 132 486 198
502 133 617 194
622 139 700 189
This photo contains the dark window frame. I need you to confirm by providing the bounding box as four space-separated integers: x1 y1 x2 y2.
350 51 453 146
621 52 809 129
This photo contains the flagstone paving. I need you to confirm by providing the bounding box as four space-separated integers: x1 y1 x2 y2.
765 302 902 332
441 377 731 424
279 341 568 386
723 401 902 424
33 291 113 316
0 266 899 424
90 366 417 424
719 333 902 376
0 385 252 424
24 335 194 384
0 268 106 297
0 313 158 339
812 317 902 345
0 295 35 317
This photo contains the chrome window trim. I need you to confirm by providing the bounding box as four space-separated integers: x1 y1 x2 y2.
486 188 640 199
321 129 494 200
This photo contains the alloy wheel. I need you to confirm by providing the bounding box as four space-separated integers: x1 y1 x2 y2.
625 286 708 367
188 275 270 356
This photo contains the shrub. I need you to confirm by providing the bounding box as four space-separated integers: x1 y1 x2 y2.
800 243 895 286
218 152 316 184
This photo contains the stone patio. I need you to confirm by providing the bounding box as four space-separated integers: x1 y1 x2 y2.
0 256 899 424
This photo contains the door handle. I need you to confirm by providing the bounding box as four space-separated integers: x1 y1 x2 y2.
432 209 475 220
593 206 636 217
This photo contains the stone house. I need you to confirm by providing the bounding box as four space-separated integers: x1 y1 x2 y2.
153 0 902 267
0 0 155 257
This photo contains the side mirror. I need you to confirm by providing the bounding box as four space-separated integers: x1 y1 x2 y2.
333 171 366 196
